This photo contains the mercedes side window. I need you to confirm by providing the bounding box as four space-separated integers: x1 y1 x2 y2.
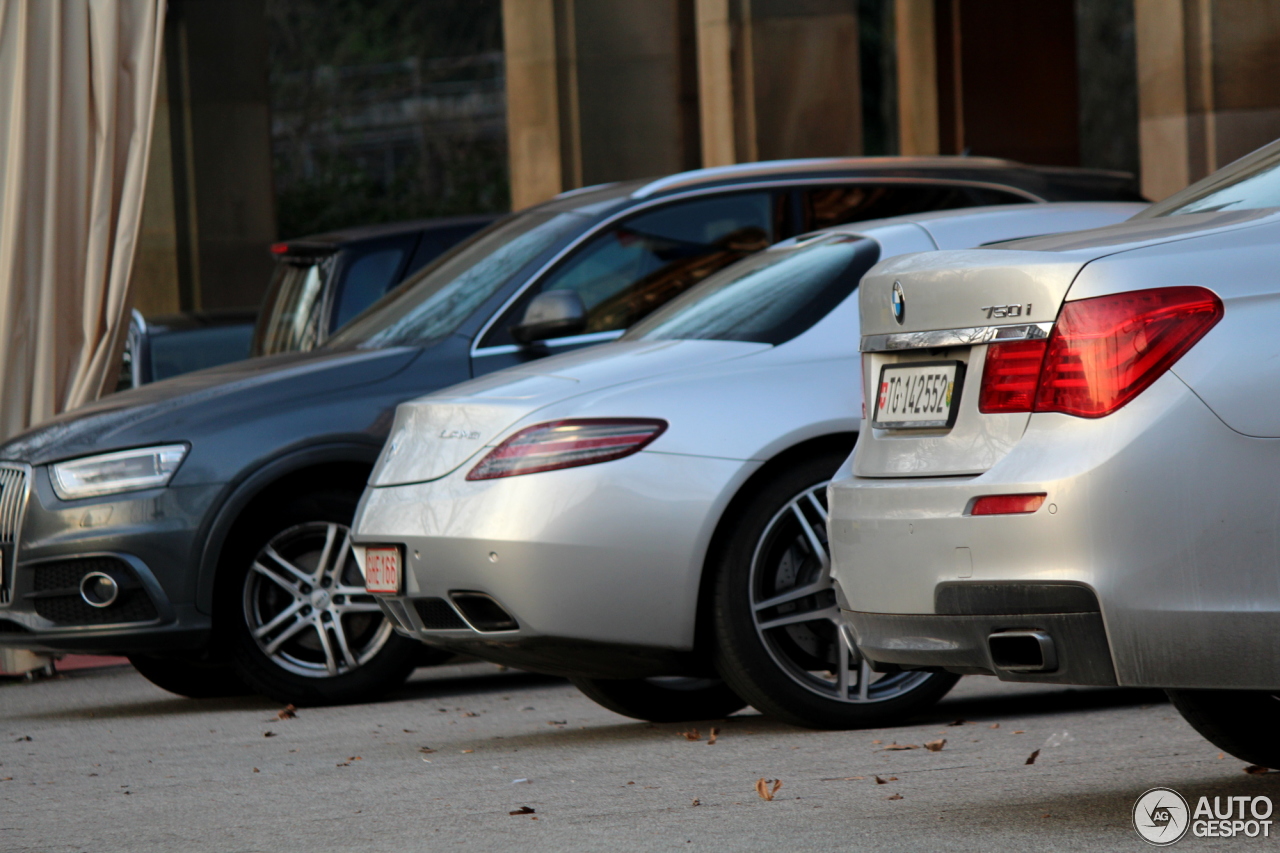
801 184 1026 231
481 192 784 347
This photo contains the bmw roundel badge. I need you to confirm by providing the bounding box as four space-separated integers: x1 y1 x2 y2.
891 280 905 325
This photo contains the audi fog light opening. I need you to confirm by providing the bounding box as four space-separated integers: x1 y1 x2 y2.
976 286 1223 418
50 444 189 500
466 419 667 481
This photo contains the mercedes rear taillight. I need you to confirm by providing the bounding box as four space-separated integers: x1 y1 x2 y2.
977 286 1222 419
466 419 667 481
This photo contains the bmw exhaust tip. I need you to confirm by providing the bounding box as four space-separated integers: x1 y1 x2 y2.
987 630 1058 673
79 572 120 608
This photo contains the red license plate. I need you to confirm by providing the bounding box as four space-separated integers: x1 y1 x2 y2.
364 546 402 594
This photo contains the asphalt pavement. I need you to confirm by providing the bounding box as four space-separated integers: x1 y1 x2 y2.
1 660 1274 852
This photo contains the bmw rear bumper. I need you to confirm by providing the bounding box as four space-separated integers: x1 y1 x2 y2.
830 377 1280 691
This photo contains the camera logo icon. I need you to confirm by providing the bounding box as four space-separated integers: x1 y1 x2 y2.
1134 787 1190 845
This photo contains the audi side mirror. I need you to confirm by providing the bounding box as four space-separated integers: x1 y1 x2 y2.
510 290 588 344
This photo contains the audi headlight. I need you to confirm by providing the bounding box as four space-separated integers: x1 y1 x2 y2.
50 444 189 500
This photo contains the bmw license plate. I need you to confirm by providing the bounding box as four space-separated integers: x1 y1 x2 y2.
873 361 964 429
363 546 402 594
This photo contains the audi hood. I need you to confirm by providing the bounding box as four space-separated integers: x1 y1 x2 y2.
0 346 421 468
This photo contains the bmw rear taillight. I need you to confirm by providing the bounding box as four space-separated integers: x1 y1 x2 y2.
466 418 667 481
977 286 1222 419
1034 287 1222 417
978 340 1048 413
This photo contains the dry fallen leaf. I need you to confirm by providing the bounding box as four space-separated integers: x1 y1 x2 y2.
1025 749 1041 765
680 728 701 742
547 720 567 726
948 719 969 726
755 778 783 801
884 743 918 751
263 732 276 738
1013 730 1026 735
886 793 903 800
509 806 536 816
403 729 418 733
708 727 719 745
1218 753 1225 760
691 798 701 807
277 705 297 720
989 723 999 729
460 749 474 754
418 747 436 754
871 739 883 745
874 776 887 785
1245 765 1274 775
252 767 260 773
924 739 946 752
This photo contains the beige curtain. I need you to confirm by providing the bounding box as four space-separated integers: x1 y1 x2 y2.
0 0 164 439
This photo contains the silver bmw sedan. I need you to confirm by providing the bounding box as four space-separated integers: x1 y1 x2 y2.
829 137 1280 763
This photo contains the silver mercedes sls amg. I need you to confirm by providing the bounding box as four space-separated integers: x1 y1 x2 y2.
351 202 1141 728
829 138 1280 763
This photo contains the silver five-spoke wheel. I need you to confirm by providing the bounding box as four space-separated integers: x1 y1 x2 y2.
244 521 392 678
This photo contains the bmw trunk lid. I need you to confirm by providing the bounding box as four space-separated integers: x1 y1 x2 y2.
854 210 1273 477
855 250 1086 477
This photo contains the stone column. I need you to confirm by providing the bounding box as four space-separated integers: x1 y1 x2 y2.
502 0 565 211
894 0 939 156
503 0 699 209
696 0 863 166
1136 0 1280 200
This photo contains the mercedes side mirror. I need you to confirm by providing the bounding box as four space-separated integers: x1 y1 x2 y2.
510 290 588 344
